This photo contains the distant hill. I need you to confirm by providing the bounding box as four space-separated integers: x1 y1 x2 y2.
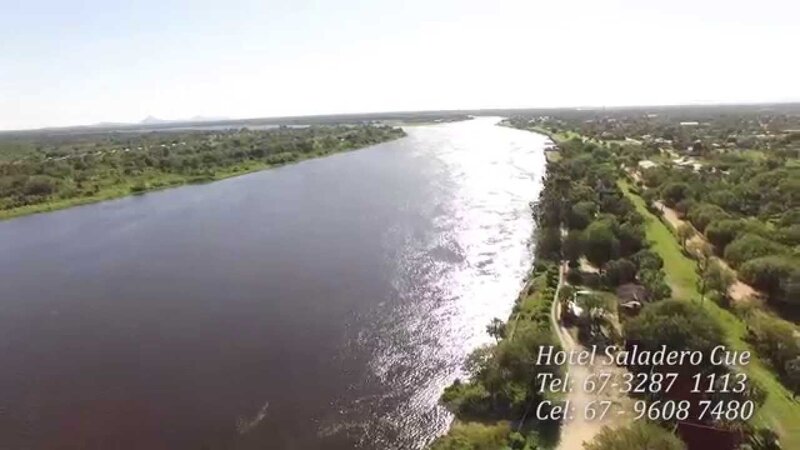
140 115 229 125
140 115 170 125
5 103 800 135
189 115 229 122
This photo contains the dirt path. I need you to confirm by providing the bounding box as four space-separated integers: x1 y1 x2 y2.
627 168 757 303
551 264 632 449
653 200 758 303
578 257 598 274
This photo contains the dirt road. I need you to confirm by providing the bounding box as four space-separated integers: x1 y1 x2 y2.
550 264 633 449
627 168 757 303
653 200 758 303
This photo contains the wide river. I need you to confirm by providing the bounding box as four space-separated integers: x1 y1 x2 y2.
0 117 548 449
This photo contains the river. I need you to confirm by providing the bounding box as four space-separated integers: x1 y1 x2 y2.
0 117 548 449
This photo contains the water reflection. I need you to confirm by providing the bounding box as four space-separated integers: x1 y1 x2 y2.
0 117 547 449
323 118 548 448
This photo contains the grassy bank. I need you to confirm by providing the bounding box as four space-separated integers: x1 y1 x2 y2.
528 126 581 144
619 178 800 448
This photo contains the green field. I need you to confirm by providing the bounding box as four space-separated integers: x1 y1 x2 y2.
528 126 583 144
544 151 562 163
619 179 800 447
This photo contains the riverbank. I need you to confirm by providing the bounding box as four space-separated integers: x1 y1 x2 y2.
433 261 563 449
522 112 800 445
381 115 474 127
0 131 406 221
0 118 549 449
431 126 563 449
508 115 800 447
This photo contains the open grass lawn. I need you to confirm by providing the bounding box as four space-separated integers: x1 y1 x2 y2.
544 151 562 163
619 179 800 448
528 126 582 145
739 149 768 162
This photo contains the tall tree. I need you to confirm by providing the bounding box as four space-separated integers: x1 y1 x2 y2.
703 260 735 301
486 318 506 342
676 223 695 251
583 220 619 269
688 240 714 303
624 300 725 370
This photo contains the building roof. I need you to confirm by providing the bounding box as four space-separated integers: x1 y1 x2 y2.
616 283 648 303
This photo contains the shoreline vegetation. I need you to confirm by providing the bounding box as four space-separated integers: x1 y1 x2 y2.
428 123 566 450
382 115 475 127
0 124 407 220
432 107 798 450
431 123 677 449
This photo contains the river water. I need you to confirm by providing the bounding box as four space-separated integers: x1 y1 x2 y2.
0 117 548 449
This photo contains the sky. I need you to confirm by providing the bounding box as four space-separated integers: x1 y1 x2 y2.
2 0 799 130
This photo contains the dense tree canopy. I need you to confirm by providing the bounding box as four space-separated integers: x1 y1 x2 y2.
746 311 800 394
624 300 726 369
583 219 620 268
739 256 799 304
501 107 800 449
429 422 511 450
724 234 789 269
661 181 692 207
0 124 405 215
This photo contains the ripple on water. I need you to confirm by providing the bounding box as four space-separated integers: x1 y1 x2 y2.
320 118 548 449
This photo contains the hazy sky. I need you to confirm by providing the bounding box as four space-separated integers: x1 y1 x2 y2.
2 0 799 130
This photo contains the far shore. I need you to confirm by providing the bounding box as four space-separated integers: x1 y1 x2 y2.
0 134 407 222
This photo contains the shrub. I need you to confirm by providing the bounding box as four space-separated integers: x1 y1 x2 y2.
687 203 730 232
582 219 620 268
130 182 148 193
661 182 692 207
625 300 725 370
568 201 597 230
739 255 799 304
617 222 646 256
563 230 583 263
23 176 58 196
746 311 800 388
441 379 493 418
638 268 671 301
776 224 800 246
705 219 746 252
429 422 511 450
566 269 582 285
723 234 788 268
584 422 686 450
674 198 696 218
604 258 637 286
632 249 664 271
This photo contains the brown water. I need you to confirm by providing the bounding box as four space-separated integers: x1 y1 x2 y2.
0 117 548 449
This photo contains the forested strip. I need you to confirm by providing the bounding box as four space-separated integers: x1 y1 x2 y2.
0 124 405 218
431 135 684 449
433 112 795 448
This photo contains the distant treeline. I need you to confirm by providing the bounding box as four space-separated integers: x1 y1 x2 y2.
0 124 405 217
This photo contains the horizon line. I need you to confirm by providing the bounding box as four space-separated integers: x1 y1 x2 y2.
4 99 800 134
